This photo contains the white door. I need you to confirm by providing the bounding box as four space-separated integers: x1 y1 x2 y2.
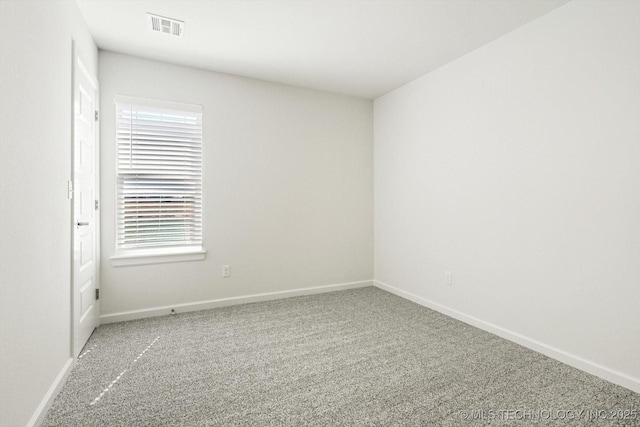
73 49 99 356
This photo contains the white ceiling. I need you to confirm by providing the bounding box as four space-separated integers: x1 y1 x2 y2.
76 0 570 99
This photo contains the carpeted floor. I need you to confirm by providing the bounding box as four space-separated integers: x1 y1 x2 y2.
43 287 639 426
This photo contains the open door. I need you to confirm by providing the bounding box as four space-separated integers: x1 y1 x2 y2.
72 44 99 356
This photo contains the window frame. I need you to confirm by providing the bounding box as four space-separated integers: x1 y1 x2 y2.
110 95 205 267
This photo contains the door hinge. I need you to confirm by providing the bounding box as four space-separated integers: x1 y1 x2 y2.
95 288 100 300
95 199 99 210
95 110 99 121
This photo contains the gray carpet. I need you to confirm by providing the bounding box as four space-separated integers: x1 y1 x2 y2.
43 287 639 426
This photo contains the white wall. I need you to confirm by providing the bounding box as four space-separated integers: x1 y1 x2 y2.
99 52 373 318
0 1 97 425
374 0 640 392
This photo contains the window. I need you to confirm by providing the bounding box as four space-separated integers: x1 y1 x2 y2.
112 96 204 266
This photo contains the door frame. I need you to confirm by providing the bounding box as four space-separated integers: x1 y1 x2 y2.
71 40 100 357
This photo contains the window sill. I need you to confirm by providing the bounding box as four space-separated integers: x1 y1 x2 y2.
111 248 206 267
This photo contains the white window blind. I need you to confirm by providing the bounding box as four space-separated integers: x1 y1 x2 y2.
115 97 202 253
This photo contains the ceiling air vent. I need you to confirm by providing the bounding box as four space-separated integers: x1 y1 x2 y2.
147 13 184 37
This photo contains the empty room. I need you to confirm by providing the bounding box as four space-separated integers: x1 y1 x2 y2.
1 0 639 425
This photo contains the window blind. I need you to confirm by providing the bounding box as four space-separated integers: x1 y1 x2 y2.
115 98 202 252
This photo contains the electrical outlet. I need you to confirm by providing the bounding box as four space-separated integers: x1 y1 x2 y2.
222 265 230 278
445 271 452 286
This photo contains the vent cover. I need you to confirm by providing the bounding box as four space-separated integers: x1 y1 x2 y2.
147 13 184 37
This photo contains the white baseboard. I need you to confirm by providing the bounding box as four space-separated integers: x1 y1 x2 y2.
373 280 640 394
27 357 74 427
100 280 373 324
